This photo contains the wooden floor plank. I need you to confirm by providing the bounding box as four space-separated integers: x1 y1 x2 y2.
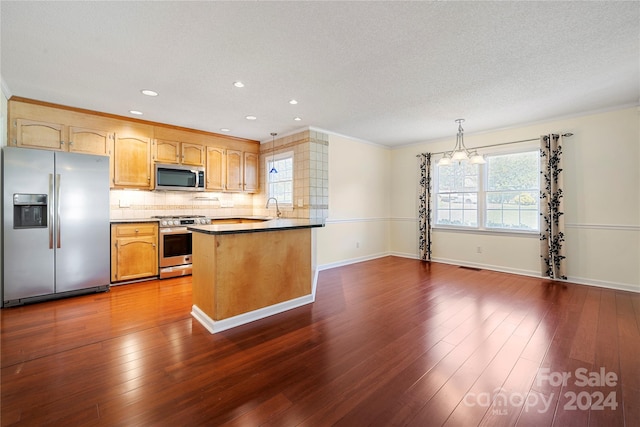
1 257 636 426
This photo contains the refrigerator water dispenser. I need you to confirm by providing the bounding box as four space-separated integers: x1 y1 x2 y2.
13 193 48 228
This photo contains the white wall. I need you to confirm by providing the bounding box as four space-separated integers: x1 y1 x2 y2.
1 85 7 147
316 134 391 268
390 107 640 292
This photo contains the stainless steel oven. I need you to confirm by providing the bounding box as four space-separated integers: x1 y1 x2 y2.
153 216 209 279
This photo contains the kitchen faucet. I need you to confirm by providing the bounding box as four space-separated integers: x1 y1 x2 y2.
265 197 281 218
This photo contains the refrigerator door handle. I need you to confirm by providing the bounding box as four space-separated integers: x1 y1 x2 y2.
56 174 61 249
49 173 55 249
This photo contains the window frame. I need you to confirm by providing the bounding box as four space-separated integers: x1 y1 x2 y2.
432 144 540 235
265 150 294 206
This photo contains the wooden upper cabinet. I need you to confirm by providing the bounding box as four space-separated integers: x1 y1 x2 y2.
205 148 257 193
154 139 204 166
8 99 259 192
206 147 225 191
68 127 114 156
14 119 66 151
225 150 243 192
244 152 259 193
154 139 180 164
182 142 205 166
113 135 152 188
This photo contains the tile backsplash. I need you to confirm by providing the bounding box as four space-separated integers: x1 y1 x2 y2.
109 190 254 219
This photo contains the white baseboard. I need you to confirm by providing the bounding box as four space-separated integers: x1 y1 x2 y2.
192 293 315 334
320 252 640 294
565 275 640 294
431 257 542 278
317 252 389 271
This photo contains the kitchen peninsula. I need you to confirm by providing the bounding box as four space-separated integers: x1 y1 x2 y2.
188 219 324 333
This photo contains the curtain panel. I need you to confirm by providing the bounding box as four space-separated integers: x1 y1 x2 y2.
418 153 432 261
540 134 567 280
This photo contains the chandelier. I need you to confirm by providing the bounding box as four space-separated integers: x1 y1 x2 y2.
438 119 486 166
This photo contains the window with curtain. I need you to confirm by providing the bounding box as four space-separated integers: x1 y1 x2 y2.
434 149 540 232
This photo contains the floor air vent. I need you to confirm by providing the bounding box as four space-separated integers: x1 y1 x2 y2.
459 266 482 271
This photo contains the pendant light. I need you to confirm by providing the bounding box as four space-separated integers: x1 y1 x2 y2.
269 132 278 174
438 119 486 166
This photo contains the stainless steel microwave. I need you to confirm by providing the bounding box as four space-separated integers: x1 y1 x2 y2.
154 163 205 191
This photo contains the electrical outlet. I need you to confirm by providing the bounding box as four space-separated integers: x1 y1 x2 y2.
297 198 304 207
476 246 482 254
356 242 360 249
119 199 130 208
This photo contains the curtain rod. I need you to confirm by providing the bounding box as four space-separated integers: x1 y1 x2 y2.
416 133 573 157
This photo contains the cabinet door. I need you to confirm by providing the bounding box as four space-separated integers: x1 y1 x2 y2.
68 127 113 156
243 152 259 193
111 224 158 282
154 139 180 164
14 119 66 151
182 142 205 166
111 236 158 282
206 147 225 191
226 150 243 192
114 135 152 188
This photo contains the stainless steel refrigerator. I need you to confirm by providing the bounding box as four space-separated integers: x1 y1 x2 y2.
2 147 110 306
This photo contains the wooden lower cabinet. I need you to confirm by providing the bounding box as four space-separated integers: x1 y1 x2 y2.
111 223 158 282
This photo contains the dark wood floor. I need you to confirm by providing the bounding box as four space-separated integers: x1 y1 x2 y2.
1 257 639 426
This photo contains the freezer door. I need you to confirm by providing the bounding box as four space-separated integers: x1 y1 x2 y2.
55 152 110 293
2 147 55 301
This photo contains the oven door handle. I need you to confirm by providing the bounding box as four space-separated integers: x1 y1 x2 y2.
159 227 191 235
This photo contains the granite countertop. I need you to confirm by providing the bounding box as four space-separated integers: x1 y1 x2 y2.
110 216 269 224
188 218 325 235
209 216 271 221
110 218 160 224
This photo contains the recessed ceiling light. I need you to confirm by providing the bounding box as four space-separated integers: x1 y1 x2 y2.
289 99 298 105
141 89 158 96
233 81 245 88
245 115 257 120
294 117 302 121
220 128 231 132
129 110 143 115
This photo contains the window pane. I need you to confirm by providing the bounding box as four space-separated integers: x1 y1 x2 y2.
487 152 538 191
267 155 293 204
484 151 539 231
435 162 479 227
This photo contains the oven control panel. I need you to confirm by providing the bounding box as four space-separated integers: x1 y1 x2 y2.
154 216 209 227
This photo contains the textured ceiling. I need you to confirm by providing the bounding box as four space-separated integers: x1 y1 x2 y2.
2 1 639 147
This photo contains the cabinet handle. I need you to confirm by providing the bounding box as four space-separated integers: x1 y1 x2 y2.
135 229 139 233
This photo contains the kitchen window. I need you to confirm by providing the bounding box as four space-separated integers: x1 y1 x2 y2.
434 149 540 232
266 151 294 205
